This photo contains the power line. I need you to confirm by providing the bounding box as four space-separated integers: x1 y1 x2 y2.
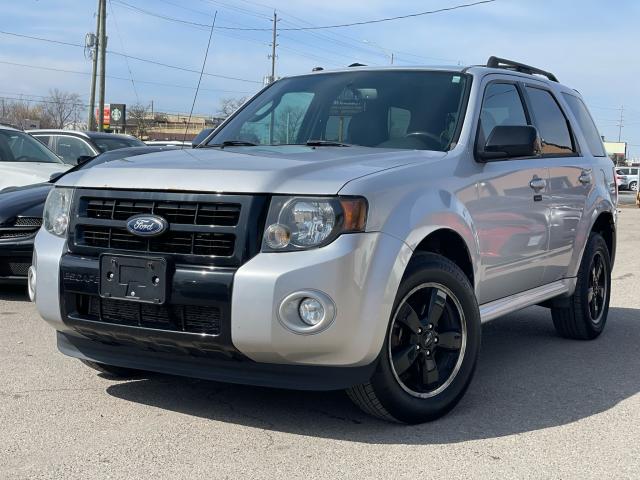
184 11 218 142
111 0 497 31
0 29 262 84
0 60 254 94
107 0 140 104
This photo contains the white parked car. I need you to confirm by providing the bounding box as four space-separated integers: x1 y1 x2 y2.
0 126 71 191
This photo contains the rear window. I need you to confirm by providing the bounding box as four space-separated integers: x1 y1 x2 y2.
562 93 607 157
93 136 145 152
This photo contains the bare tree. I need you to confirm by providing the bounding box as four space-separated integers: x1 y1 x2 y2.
43 89 83 128
1 99 54 129
218 96 248 118
274 106 305 144
128 103 150 138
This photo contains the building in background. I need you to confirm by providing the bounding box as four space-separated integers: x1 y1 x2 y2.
603 139 627 165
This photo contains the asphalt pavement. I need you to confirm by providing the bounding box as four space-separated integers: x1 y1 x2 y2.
1 210 639 479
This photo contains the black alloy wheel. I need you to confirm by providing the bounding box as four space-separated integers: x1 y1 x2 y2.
389 283 466 397
587 251 607 324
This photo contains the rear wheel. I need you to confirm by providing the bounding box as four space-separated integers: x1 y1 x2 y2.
630 181 638 192
347 253 481 424
80 359 142 379
551 233 611 340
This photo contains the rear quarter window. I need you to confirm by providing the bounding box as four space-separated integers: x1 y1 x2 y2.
562 93 607 157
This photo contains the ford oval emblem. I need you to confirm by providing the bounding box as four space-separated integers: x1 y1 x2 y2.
126 215 168 237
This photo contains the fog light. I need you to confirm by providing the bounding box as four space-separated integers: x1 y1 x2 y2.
298 297 324 326
278 290 336 334
27 266 37 302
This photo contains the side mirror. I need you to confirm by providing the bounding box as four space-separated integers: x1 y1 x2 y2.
76 155 95 165
478 125 541 161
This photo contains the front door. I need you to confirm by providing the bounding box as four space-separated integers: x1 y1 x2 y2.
469 81 550 304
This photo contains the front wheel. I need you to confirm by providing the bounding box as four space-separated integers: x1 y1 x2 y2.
347 253 481 424
630 181 638 192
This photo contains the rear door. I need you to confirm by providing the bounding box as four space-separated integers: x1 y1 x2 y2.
524 87 593 284
469 80 551 304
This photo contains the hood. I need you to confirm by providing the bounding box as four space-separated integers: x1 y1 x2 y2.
56 146 446 194
0 182 52 225
0 162 70 192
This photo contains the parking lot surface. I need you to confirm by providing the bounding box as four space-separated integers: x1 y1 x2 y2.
1 210 639 480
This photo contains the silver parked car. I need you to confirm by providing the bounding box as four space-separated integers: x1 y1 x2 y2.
615 166 639 191
31 57 616 424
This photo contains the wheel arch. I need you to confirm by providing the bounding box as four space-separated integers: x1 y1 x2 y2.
590 210 616 266
413 228 475 288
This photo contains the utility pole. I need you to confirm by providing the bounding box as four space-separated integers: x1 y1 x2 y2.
88 0 101 131
97 0 107 132
268 11 278 83
618 105 624 142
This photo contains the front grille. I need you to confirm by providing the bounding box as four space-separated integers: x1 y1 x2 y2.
78 226 235 257
80 294 221 335
0 217 42 240
85 199 241 226
0 260 30 277
70 190 265 267
13 217 43 227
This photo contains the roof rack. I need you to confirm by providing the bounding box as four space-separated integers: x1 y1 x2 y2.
486 56 558 82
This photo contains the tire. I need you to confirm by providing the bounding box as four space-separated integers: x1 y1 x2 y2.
347 253 481 424
551 233 611 340
630 181 638 192
80 359 142 379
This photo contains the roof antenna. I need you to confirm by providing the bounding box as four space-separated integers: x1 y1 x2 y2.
182 10 218 147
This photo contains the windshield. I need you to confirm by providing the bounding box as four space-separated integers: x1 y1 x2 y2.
208 70 469 151
93 136 145 152
0 130 63 163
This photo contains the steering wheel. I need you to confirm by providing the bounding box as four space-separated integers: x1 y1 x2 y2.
404 131 443 150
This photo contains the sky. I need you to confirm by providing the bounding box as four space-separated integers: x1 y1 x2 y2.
1 0 639 156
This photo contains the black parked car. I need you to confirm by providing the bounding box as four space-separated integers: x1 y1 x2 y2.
27 130 146 165
0 146 170 283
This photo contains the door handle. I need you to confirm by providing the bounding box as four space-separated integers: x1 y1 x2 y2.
579 169 593 185
529 177 547 192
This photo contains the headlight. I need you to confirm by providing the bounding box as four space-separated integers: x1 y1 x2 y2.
43 187 74 238
262 196 367 252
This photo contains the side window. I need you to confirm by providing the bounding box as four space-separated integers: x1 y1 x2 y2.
526 87 574 155
479 83 528 143
238 92 314 145
54 136 95 163
562 93 606 157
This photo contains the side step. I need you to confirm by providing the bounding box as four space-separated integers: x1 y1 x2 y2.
479 279 576 323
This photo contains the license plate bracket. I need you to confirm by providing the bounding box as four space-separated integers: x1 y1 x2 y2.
99 254 168 305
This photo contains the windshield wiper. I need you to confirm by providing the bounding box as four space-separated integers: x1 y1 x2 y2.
205 140 258 148
305 140 351 147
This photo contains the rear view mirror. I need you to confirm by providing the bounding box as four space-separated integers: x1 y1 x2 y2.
479 125 541 161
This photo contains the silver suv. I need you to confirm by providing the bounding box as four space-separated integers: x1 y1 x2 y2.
32 57 617 424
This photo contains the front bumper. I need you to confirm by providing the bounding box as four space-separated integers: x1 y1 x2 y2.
34 228 412 388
